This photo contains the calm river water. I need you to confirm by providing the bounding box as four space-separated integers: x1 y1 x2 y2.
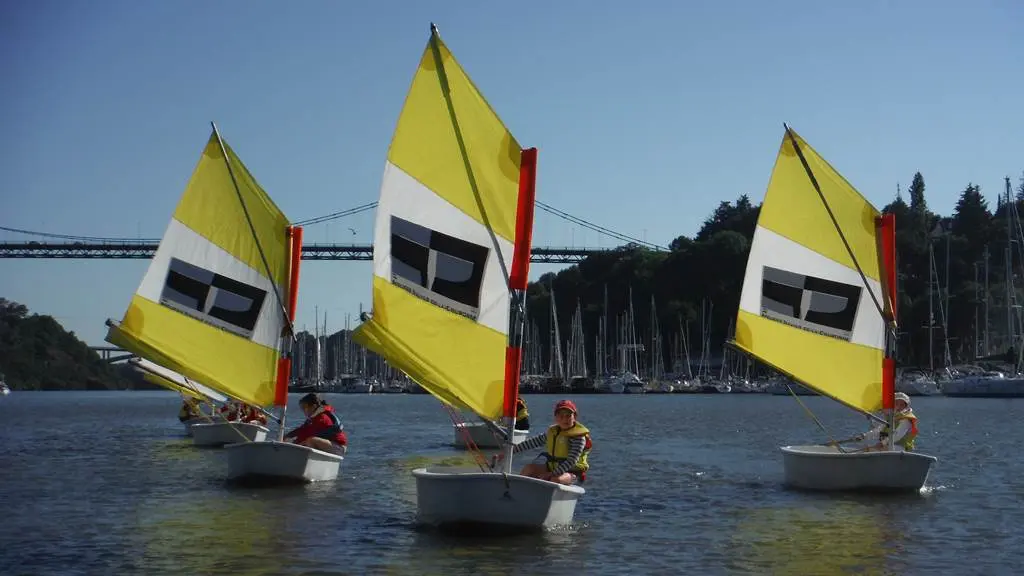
0 391 1020 575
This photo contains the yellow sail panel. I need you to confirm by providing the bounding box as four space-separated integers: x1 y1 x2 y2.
734 312 885 413
104 129 292 408
358 278 507 419
174 134 291 289
735 128 887 414
758 128 881 283
386 31 522 244
108 297 280 406
354 27 523 422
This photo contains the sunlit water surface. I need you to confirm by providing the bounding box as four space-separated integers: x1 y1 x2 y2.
0 392 1019 575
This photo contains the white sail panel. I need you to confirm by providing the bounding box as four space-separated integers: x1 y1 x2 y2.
136 218 286 351
372 161 514 335
739 226 885 351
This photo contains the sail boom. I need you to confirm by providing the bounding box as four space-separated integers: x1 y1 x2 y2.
130 356 227 403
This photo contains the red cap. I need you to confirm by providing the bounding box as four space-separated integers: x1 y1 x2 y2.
554 399 577 415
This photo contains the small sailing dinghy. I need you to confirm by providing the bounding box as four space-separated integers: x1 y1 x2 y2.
732 125 936 493
355 23 584 529
130 357 232 437
106 125 342 482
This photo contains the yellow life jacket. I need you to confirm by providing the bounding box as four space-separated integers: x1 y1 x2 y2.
881 410 918 451
544 422 592 476
516 398 529 421
179 401 199 422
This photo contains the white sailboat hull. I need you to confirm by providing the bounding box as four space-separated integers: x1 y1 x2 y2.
224 440 343 483
452 422 529 449
780 445 936 492
191 422 269 447
413 467 585 529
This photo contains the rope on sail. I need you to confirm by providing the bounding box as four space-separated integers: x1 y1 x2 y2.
785 383 848 453
443 405 493 473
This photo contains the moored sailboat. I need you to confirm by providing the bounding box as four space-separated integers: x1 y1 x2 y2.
732 125 936 492
105 126 342 481
354 23 584 529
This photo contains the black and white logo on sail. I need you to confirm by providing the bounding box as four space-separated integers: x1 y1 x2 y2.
390 216 489 321
760 266 862 341
160 257 268 339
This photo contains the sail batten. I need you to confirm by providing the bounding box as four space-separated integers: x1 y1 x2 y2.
105 131 294 409
354 27 526 423
736 127 892 414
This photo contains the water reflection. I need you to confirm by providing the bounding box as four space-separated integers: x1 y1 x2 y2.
727 501 903 575
380 524 587 575
133 491 289 575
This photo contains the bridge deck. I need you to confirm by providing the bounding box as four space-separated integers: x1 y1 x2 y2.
0 241 636 263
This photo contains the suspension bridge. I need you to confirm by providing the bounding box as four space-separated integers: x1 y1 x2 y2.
7 200 663 364
0 200 664 263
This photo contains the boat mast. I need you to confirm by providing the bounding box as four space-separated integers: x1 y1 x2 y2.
1008 177 1014 359
209 121 299 438
978 242 987 354
278 225 302 437
424 23 536 471
501 147 539 474
780 124 893 426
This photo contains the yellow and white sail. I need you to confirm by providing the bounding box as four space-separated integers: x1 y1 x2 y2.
354 26 524 422
130 357 228 403
106 129 293 408
734 127 889 414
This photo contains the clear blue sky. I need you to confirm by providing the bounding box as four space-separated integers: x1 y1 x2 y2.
1 1 1021 345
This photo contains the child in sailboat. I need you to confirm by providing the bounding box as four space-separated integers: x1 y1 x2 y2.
239 404 268 426
855 392 919 452
283 393 348 455
178 398 202 422
515 397 530 431
496 399 592 485
218 400 241 421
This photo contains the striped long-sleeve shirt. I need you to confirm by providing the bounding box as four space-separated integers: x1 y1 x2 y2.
512 431 586 476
